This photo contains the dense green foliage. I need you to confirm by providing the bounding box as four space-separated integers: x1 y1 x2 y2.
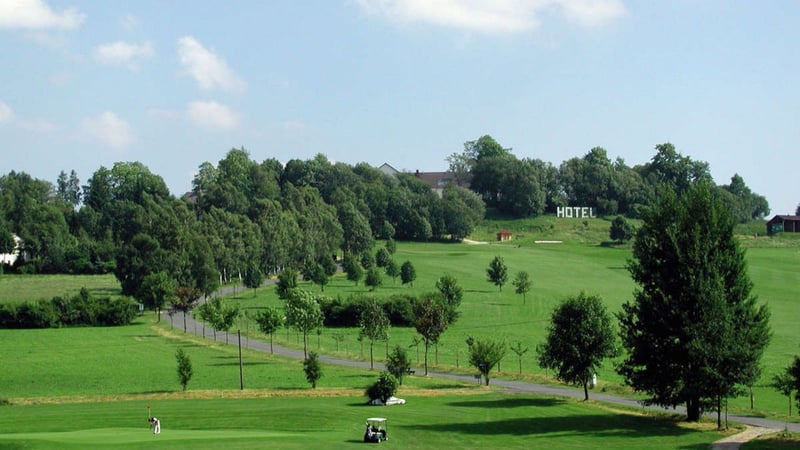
365 371 398 403
176 347 193 391
618 183 771 423
385 345 412 385
537 292 618 400
0 288 135 328
303 351 322 388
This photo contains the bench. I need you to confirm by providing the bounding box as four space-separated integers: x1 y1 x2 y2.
406 369 415 375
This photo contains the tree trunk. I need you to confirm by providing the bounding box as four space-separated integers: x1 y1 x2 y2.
687 397 701 422
369 341 374 369
303 332 308 359
583 382 589 401
424 341 429 375
717 395 722 429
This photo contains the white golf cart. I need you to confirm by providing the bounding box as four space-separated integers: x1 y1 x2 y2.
363 417 388 443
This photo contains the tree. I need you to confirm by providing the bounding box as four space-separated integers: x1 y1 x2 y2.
138 271 175 321
243 261 264 297
467 337 507 386
511 271 531 304
400 260 416 287
255 307 284 353
617 183 771 423
284 289 324 358
366 371 398 404
412 294 449 375
375 247 390 268
771 362 796 417
176 348 193 391
200 297 240 344
365 267 383 291
510 341 529 375
385 259 400 284
538 292 618 400
303 261 329 292
385 345 412 385
385 238 396 255
303 351 322 388
275 268 298 300
172 286 201 332
342 253 364 286
435 274 462 324
609 215 634 243
359 298 390 369
486 256 508 292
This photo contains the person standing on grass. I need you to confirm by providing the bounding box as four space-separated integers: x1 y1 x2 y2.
149 417 161 434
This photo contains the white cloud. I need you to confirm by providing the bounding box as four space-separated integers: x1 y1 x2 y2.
186 101 240 130
81 111 134 149
0 101 14 123
177 36 246 93
94 41 154 67
355 0 626 33
0 0 85 29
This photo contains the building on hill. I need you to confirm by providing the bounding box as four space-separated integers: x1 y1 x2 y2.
0 234 24 266
766 215 800 234
378 163 400 177
496 230 512 242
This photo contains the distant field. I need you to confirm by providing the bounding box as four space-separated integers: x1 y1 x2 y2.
0 393 729 449
0 274 120 304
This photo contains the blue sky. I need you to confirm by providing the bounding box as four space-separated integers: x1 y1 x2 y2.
1 0 798 215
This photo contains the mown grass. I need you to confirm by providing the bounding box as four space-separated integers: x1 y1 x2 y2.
0 316 469 400
227 228 800 421
0 273 120 304
0 393 730 449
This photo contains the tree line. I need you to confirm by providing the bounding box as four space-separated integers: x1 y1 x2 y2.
450 136 770 220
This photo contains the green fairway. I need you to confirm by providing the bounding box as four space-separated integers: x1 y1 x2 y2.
0 394 728 449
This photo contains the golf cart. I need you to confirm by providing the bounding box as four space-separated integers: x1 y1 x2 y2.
363 417 387 443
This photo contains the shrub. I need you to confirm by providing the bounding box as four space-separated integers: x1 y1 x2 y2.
365 371 398 403
383 294 417 326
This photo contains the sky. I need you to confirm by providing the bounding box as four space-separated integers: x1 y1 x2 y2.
1 0 798 215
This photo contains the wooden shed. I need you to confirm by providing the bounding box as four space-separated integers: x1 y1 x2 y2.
766 215 800 235
496 230 512 242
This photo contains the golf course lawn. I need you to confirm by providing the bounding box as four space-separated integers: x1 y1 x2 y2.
0 394 729 449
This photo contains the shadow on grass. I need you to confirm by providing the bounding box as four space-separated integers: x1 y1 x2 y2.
447 397 564 408
486 302 512 306
403 413 700 439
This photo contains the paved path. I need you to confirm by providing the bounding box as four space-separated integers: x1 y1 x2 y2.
172 284 799 447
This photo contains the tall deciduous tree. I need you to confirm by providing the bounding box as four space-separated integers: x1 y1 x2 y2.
138 271 175 321
359 298 390 369
486 256 508 292
285 289 324 358
412 294 449 376
617 183 771 423
538 292 618 400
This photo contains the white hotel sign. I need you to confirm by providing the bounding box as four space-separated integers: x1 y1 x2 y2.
557 206 596 218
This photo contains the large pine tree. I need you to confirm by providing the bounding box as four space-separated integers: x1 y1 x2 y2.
617 183 770 424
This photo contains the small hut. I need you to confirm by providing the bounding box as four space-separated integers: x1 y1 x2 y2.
496 230 512 242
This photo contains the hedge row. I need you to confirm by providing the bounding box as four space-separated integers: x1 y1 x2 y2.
0 288 137 328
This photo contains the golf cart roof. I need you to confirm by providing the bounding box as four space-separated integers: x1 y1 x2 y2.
366 418 386 422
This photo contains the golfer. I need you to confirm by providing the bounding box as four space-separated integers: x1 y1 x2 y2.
149 417 161 434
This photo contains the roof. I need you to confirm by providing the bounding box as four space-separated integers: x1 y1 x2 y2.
768 215 800 222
